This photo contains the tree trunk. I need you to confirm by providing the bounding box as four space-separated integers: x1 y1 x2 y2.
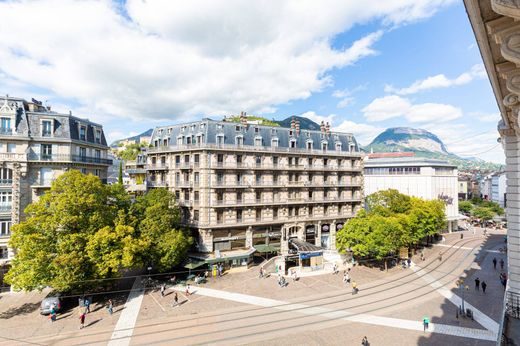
384 259 388 272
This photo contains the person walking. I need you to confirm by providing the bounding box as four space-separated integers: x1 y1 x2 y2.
361 336 369 346
423 316 430 331
84 298 91 313
352 281 358 295
107 299 113 315
407 258 412 268
172 292 179 307
475 277 480 291
482 281 487 294
343 272 350 285
493 257 497 270
438 252 443 262
160 284 166 297
259 267 264 279
292 269 298 282
79 311 86 329
50 303 57 322
333 263 338 274
185 284 191 296
500 259 505 270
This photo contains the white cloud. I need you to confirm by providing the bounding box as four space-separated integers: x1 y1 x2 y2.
334 120 384 145
331 84 366 108
0 0 455 122
362 95 462 123
361 95 411 121
384 64 487 95
337 97 355 108
300 111 336 125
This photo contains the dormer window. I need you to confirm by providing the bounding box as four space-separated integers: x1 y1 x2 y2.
271 138 279 147
79 125 86 141
271 128 277 135
235 125 241 132
306 140 313 150
290 139 296 148
168 128 172 134
95 129 102 144
254 136 262 146
254 127 259 133
42 120 52 137
235 135 244 147
289 130 293 136
200 123 205 129
321 142 327 151
335 142 342 151
181 126 186 132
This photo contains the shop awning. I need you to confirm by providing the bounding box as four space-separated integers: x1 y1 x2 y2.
254 244 280 253
183 260 206 270
289 238 322 253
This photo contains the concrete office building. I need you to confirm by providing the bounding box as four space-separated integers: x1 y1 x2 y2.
0 96 111 275
364 156 459 232
146 116 364 272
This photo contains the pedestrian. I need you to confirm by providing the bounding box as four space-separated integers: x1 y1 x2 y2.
50 303 57 322
423 316 430 331
475 277 480 291
500 259 505 270
352 281 358 295
107 299 113 315
420 252 425 261
84 298 90 313
438 252 443 262
160 284 166 297
79 312 86 329
361 336 369 346
482 281 487 294
185 284 191 296
493 257 497 270
343 272 350 285
460 233 464 239
259 267 264 279
292 269 298 282
407 258 411 268
333 263 338 274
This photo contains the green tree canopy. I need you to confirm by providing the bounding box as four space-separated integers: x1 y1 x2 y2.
471 206 495 221
337 189 446 266
458 200 473 214
116 142 147 161
7 171 192 292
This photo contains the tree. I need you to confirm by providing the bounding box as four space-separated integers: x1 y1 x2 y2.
366 189 411 216
116 142 147 161
6 171 123 291
459 201 473 214
130 189 192 271
118 161 123 185
472 207 495 222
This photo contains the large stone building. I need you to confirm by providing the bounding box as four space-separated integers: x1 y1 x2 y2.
464 1 520 341
0 96 111 274
364 155 460 232
146 116 364 272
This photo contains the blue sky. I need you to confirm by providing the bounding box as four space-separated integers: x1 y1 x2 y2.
0 0 503 162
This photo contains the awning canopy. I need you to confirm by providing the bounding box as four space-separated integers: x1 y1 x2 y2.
183 260 206 269
289 238 322 253
254 244 280 253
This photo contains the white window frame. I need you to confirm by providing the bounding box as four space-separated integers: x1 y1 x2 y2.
41 119 53 137
271 138 279 147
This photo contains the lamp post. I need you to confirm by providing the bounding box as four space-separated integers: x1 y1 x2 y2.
456 278 470 315
147 266 152 280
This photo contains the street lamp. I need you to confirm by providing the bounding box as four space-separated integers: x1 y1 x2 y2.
147 266 152 279
456 278 469 315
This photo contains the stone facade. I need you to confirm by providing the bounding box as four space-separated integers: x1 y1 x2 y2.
0 96 111 266
146 118 364 256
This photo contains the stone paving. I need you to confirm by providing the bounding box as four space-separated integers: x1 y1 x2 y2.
0 227 507 346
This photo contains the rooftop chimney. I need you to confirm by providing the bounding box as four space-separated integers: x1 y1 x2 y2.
326 122 331 135
320 121 325 133
295 119 300 135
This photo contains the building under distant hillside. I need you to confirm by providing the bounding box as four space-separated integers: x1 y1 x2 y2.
146 116 364 273
363 156 459 232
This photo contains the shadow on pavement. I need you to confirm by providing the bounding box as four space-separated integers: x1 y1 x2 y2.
0 302 40 319
418 231 506 345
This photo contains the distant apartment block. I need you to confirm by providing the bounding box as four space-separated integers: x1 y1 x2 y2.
0 96 111 270
146 116 364 270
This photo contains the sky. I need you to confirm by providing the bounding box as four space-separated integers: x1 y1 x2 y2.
0 0 505 163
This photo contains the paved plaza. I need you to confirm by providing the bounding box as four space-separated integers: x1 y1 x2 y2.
0 228 508 345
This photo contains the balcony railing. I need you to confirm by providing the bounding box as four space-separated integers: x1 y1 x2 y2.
0 179 12 186
126 168 147 174
148 143 363 157
148 163 168 170
27 153 112 165
0 128 12 135
147 181 168 187
0 153 27 161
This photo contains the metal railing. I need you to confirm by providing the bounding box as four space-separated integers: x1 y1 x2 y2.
148 163 168 170
0 179 12 186
27 153 113 165
148 143 363 157
0 128 13 135
0 204 12 212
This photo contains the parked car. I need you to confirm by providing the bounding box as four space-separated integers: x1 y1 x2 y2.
40 292 62 315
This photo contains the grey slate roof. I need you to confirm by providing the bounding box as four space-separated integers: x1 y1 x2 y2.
151 118 360 152
0 96 108 146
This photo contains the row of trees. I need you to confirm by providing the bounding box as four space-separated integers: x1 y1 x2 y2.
6 170 192 292
336 189 446 270
459 197 504 223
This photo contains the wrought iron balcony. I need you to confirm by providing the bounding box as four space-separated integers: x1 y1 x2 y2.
27 153 112 165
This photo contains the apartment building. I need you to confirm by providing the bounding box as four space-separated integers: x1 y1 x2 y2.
125 153 147 193
0 96 111 271
146 116 364 272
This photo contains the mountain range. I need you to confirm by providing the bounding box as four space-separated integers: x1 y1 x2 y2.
111 117 503 171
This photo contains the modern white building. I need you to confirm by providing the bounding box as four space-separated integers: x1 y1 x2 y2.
491 172 507 208
364 156 459 232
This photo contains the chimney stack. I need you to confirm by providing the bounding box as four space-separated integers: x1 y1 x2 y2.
320 121 325 133
295 119 300 135
291 117 296 130
326 122 331 135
